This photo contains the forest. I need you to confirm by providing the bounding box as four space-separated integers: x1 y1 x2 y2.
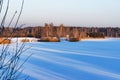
1 23 120 39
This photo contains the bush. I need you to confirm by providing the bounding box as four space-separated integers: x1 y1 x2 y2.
0 38 11 44
69 37 81 42
39 37 60 42
21 39 30 42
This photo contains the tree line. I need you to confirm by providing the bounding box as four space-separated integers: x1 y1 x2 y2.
1 23 120 38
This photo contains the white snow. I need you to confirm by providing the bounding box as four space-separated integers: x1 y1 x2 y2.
0 37 120 80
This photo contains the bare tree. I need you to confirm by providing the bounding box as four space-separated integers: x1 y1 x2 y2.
0 0 30 80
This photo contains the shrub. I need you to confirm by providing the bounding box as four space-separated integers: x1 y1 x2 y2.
69 37 81 42
21 39 30 42
39 37 60 42
0 38 11 44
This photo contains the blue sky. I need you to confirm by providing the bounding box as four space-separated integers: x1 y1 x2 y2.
2 0 120 27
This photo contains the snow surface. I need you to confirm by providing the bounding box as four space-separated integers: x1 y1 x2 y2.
0 38 120 80
9 37 38 43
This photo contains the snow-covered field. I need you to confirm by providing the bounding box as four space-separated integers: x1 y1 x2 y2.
0 38 120 80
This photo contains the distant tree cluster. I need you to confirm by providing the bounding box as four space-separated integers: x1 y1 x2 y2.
87 32 105 38
1 23 120 38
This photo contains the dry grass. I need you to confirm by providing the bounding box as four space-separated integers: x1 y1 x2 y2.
0 38 11 44
21 39 30 42
69 37 81 42
39 37 60 42
49 37 60 42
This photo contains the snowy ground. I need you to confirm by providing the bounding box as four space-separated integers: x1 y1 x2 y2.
0 38 120 80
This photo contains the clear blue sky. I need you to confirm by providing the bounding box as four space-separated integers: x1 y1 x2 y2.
2 0 120 27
